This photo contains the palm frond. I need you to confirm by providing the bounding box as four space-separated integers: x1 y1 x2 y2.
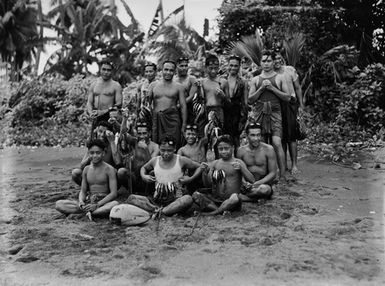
283 32 305 67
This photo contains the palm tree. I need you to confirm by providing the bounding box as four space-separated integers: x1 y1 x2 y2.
0 0 39 80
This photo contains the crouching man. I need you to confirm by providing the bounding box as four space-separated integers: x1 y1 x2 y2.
126 135 202 216
56 139 119 218
192 135 255 215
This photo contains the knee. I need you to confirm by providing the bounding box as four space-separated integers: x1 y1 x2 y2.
229 193 240 204
55 200 67 213
271 136 282 148
71 168 82 184
181 194 193 206
117 168 129 180
192 191 201 201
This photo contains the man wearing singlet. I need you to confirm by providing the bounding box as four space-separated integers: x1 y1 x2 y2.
137 62 157 109
248 50 291 181
174 57 197 124
126 135 203 216
87 59 122 122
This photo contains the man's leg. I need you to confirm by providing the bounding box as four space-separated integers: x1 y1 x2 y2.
207 193 241 215
162 195 193 216
272 135 286 180
92 200 119 217
239 184 272 202
55 199 82 215
71 168 82 186
289 140 300 174
126 194 157 213
192 191 218 212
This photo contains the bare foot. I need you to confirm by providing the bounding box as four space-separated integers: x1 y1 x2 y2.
291 166 301 175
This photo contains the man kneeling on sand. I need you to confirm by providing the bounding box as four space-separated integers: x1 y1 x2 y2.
192 135 255 215
126 135 203 216
56 139 119 218
236 123 277 201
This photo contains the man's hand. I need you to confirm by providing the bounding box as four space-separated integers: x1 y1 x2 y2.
83 203 98 212
105 130 115 143
232 161 241 170
201 162 209 173
142 174 156 183
216 88 225 97
179 176 191 185
137 140 147 149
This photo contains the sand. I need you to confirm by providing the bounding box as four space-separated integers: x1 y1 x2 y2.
0 146 384 286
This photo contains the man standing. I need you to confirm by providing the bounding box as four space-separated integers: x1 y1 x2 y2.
248 50 291 181
137 62 157 109
274 52 304 175
224 55 248 147
236 123 277 201
148 60 187 149
174 57 197 124
87 59 122 122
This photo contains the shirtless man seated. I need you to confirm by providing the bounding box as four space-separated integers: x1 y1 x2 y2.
192 135 255 215
56 139 119 217
72 121 116 186
236 123 277 201
126 135 203 217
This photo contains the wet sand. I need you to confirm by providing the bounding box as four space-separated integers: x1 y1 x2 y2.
0 146 384 286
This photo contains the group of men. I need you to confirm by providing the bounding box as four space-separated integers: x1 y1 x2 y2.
55 49 304 219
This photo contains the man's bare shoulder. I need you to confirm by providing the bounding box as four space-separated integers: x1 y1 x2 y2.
260 142 275 153
237 145 250 156
111 79 122 88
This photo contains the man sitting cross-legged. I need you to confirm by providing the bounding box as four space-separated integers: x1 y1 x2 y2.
126 135 203 216
192 135 255 215
56 139 119 218
236 123 277 201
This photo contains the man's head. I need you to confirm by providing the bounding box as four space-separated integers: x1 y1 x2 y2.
100 59 114 81
144 62 157 81
87 139 106 164
274 51 285 70
159 134 176 161
135 121 150 142
94 121 113 140
245 122 262 148
205 54 220 78
260 50 276 72
228 55 241 76
177 57 189 77
162 60 177 81
216 134 234 160
184 124 198 145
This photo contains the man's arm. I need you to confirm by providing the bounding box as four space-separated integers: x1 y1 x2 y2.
202 161 214 187
242 78 249 107
270 75 290 102
178 84 188 132
179 157 202 183
293 77 304 108
95 165 118 208
234 159 255 183
248 76 264 104
140 157 156 182
114 81 123 108
185 76 197 104
78 167 89 208
255 146 277 186
79 151 91 170
147 82 155 109
177 147 185 156
86 82 96 116
106 130 121 166
150 143 160 157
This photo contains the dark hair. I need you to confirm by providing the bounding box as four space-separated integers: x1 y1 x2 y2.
216 134 233 146
95 121 113 131
228 55 241 64
160 134 176 147
205 54 219 67
87 138 106 150
261 50 276 61
162 60 177 69
144 62 157 72
245 122 262 134
100 58 114 70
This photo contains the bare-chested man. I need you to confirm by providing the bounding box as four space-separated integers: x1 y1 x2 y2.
87 59 122 122
236 123 277 201
174 57 197 124
248 50 291 181
148 60 187 149
137 62 157 109
190 54 228 131
56 139 119 217
224 55 248 147
192 135 255 215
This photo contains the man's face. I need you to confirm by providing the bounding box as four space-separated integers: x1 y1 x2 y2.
100 64 113 80
261 55 274 72
185 129 198 145
94 125 108 140
136 127 149 142
159 143 175 161
206 61 219 78
274 54 284 69
88 145 105 164
217 142 233 160
228 59 240 76
144 66 156 81
247 128 262 148
162 63 176 81
177 60 189 76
